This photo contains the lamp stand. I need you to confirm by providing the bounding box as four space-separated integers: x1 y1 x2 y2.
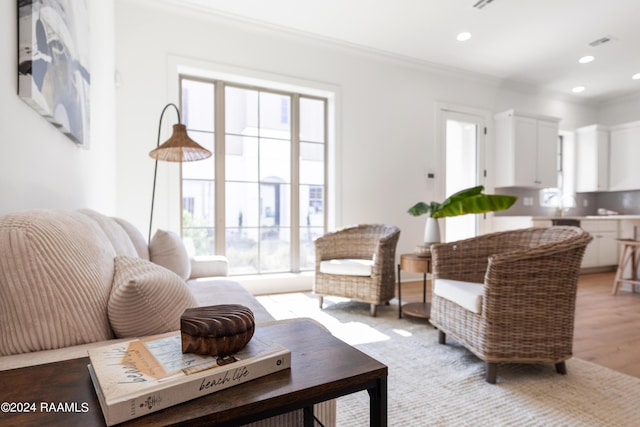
148 103 211 242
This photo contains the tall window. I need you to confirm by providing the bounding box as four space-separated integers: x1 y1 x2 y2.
180 77 327 276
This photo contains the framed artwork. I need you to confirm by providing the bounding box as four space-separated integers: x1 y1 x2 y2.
17 0 90 146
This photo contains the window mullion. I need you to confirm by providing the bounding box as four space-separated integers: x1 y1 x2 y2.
257 91 262 274
291 94 300 272
214 82 226 254
323 99 329 232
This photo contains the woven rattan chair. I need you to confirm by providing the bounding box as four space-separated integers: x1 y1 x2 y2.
430 226 592 384
313 224 400 316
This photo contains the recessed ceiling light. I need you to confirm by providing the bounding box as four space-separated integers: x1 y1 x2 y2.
578 55 594 64
572 86 586 93
633 73 640 80
456 32 472 42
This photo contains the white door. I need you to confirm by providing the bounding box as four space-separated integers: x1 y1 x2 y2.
440 109 486 242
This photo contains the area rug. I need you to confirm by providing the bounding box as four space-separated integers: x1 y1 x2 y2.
256 292 640 426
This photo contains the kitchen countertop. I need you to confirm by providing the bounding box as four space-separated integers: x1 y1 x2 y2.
494 215 640 221
530 215 640 221
493 216 640 238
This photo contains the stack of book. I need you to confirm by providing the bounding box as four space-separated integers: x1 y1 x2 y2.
88 332 291 425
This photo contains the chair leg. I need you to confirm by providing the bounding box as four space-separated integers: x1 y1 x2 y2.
555 361 567 375
370 304 377 317
318 296 324 309
486 362 497 384
438 330 446 345
612 244 631 295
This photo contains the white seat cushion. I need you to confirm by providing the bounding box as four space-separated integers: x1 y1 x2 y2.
433 279 485 314
319 259 373 276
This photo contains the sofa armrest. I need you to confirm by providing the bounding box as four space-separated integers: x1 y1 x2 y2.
189 256 229 278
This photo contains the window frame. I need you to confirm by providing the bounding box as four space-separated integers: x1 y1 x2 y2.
180 75 328 275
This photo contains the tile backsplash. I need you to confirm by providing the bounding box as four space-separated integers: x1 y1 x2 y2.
494 188 640 217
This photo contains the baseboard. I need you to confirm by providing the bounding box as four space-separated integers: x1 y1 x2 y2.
235 272 314 295
580 266 617 274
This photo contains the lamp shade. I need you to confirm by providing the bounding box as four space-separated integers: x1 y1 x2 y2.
149 124 211 162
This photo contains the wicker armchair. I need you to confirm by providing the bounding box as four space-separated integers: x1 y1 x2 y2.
430 226 592 384
313 224 400 316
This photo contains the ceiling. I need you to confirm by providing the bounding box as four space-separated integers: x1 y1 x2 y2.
165 0 640 104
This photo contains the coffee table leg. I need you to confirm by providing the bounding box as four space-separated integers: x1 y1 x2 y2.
303 405 314 426
368 377 388 427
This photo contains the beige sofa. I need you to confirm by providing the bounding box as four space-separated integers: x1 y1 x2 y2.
0 209 335 426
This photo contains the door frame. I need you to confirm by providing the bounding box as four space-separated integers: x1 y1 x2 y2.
435 102 492 239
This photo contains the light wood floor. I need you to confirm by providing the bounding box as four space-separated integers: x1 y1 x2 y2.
573 272 640 378
399 272 640 378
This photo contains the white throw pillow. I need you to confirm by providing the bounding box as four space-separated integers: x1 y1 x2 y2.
149 229 191 280
108 256 197 338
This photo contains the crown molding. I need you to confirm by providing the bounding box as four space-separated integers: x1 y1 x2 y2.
130 0 632 107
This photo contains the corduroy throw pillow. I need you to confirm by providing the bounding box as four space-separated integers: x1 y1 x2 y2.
108 256 197 338
0 210 114 356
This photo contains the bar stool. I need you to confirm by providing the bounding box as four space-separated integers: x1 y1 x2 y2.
612 239 640 295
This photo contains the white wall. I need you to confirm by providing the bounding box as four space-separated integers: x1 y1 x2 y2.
115 0 602 258
0 1 117 216
598 94 640 126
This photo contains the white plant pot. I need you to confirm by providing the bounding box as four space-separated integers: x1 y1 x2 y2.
424 217 441 246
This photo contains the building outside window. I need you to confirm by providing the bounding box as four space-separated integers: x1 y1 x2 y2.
180 77 327 276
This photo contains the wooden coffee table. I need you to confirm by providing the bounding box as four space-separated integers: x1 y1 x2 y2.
0 319 387 426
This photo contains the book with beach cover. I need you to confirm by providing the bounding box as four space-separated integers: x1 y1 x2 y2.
87 331 290 425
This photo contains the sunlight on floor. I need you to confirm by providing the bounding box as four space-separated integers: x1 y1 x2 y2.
330 321 389 346
392 329 412 337
257 293 393 346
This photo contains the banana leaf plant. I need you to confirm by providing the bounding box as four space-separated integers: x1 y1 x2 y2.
408 185 517 218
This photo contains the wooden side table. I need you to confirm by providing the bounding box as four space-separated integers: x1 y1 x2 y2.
397 253 431 319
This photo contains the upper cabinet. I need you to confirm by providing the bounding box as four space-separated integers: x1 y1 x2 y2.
494 110 561 188
575 125 609 193
609 121 640 192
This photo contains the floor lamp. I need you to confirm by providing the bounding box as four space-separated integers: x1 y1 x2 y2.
148 103 212 242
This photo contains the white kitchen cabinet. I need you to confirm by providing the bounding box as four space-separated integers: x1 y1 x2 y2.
575 125 609 192
494 110 561 188
580 220 618 268
609 121 640 191
532 219 553 228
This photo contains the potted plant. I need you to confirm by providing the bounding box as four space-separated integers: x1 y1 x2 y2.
408 185 517 247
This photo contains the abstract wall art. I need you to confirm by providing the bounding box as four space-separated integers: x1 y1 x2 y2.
18 0 90 146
